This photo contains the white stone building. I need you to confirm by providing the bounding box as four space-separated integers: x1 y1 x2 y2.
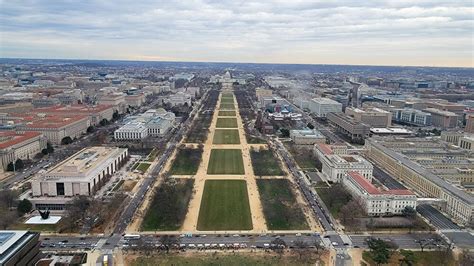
0 131 47 171
114 109 175 141
31 146 128 210
290 129 326 145
308 98 343 117
343 171 417 216
314 144 373 182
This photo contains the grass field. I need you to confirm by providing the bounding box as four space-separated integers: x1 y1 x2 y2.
213 129 240 144
257 179 309 230
250 148 285 176
220 103 235 110
216 117 238 128
218 110 236 116
169 148 203 175
141 179 194 231
207 149 245 174
221 97 234 103
222 92 234 97
197 180 252 230
136 163 151 172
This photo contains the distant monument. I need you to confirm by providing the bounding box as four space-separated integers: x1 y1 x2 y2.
38 209 50 220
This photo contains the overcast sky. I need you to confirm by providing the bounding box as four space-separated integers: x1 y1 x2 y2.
0 0 473 67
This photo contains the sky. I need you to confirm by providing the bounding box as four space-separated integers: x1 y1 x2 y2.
0 0 473 67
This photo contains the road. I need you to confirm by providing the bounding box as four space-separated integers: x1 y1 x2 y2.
350 233 447 249
372 165 406 190
416 204 460 230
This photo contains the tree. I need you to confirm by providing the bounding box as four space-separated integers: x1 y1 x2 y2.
0 189 18 210
41 149 48 155
99 119 109 126
399 249 417 266
0 208 17 229
402 206 417 219
293 240 308 260
280 128 290 138
160 235 179 253
112 111 119 120
6 162 14 172
87 126 95 133
17 199 32 215
459 249 474 266
46 142 54 153
271 238 286 255
61 136 73 145
14 159 24 170
366 238 393 265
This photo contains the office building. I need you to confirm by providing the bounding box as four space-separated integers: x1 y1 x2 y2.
0 230 40 266
327 112 371 141
345 107 392 127
124 93 145 107
392 108 432 126
424 108 458 128
165 92 192 106
290 129 326 145
314 144 373 182
440 131 465 145
465 114 474 134
308 98 342 117
365 138 474 226
12 113 90 145
31 146 128 210
114 109 175 141
459 135 474 151
0 131 47 171
343 171 417 216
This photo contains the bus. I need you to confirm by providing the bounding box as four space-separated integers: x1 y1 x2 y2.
124 234 141 240
102 255 108 266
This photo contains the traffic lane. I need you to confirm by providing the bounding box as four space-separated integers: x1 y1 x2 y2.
136 235 322 247
349 233 444 249
372 166 405 190
416 204 460 230
443 232 474 249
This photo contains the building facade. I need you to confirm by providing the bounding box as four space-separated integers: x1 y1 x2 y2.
31 147 128 210
0 231 40 266
327 112 371 141
365 138 474 226
290 129 326 145
343 171 417 216
0 131 47 171
424 108 458 128
314 144 373 182
345 107 392 127
308 98 342 117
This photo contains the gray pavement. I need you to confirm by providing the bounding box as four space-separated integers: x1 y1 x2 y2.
417 204 460 230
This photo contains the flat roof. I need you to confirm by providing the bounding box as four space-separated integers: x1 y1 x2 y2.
0 231 27 255
0 131 41 149
348 171 414 196
368 139 474 205
370 128 413 134
311 97 341 104
44 146 124 178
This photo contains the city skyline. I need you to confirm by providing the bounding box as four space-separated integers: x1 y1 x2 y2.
1 0 473 67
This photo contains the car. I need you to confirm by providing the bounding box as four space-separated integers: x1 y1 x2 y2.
332 242 339 246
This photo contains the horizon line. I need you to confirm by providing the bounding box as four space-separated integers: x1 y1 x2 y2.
0 56 473 70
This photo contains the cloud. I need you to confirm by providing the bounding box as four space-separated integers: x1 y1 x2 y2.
0 0 472 67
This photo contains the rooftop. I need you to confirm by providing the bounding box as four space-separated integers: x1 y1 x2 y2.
348 171 414 196
0 131 41 149
368 139 474 205
41 146 125 179
311 97 341 104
